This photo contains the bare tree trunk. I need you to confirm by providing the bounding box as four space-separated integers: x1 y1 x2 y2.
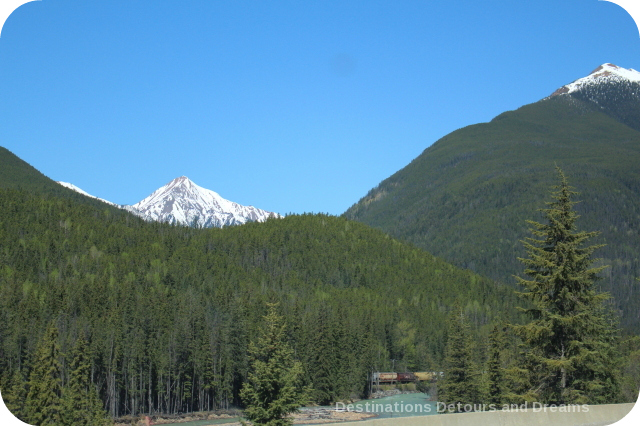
561 342 566 402
148 366 153 414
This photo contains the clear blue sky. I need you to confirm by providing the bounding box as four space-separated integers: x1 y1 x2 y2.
0 0 639 215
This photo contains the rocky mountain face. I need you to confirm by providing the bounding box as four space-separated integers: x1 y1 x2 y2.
124 176 279 228
549 63 640 97
58 176 279 228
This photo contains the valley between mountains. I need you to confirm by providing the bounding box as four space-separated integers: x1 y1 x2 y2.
1 63 639 424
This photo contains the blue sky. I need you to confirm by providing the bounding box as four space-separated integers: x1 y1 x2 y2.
0 0 639 215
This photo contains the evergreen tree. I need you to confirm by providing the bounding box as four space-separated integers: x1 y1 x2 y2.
25 322 64 425
2 369 27 421
618 335 640 403
240 304 311 426
308 305 339 405
486 324 506 405
0 188 524 417
439 305 480 412
62 334 110 425
513 168 620 404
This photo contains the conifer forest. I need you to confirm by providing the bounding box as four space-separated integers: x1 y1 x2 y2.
0 157 638 426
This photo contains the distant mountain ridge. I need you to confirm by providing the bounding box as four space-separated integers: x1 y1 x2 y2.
344 63 640 332
0 147 125 213
58 181 119 207
58 176 279 228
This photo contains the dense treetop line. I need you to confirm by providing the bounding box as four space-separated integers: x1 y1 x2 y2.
0 187 520 421
344 95 640 331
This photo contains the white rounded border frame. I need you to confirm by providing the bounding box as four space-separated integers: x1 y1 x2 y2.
0 0 638 425
0 0 39 38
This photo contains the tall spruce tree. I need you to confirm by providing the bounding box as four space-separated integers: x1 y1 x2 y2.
25 322 64 425
513 168 619 405
309 305 339 405
439 305 480 412
486 324 506 406
61 334 110 426
240 304 311 426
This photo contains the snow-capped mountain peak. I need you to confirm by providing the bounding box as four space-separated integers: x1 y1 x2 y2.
128 176 279 228
58 177 280 228
550 63 640 97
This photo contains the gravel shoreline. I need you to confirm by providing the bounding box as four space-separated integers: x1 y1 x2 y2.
115 407 376 426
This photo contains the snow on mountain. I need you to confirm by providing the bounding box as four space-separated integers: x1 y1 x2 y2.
550 63 640 97
57 181 118 207
58 177 280 228
126 176 280 228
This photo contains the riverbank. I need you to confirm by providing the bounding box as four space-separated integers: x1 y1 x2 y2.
114 410 241 426
114 407 375 426
369 388 424 400
119 393 432 426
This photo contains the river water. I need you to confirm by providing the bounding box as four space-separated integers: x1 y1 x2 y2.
161 392 437 425
330 392 437 419
158 417 240 426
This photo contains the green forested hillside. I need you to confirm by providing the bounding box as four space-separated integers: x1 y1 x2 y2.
344 95 640 331
0 187 520 419
0 147 121 211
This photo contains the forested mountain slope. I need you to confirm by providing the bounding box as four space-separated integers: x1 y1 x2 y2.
345 94 640 331
0 146 123 212
0 186 520 418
